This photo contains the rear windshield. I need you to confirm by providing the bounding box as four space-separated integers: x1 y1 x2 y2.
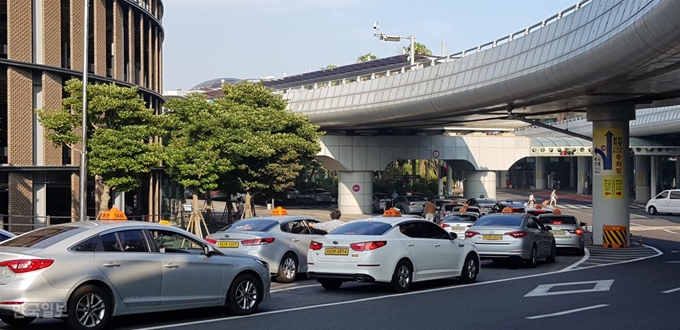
539 216 577 225
474 215 523 227
220 219 278 232
477 199 495 204
329 221 392 235
526 210 551 216
443 215 477 223
0 226 87 248
406 196 426 202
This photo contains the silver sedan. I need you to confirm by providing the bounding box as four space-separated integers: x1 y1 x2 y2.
0 221 270 329
205 215 324 283
440 212 480 238
538 213 586 255
465 213 556 267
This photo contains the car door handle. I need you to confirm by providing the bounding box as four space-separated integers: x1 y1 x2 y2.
163 264 179 269
434 243 441 247
292 239 300 242
102 262 120 268
407 243 415 247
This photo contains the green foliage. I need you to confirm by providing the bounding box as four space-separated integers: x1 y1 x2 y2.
321 64 337 71
403 42 432 55
357 53 378 62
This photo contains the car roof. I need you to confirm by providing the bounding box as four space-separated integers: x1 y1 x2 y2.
358 216 428 225
537 213 575 218
238 215 313 223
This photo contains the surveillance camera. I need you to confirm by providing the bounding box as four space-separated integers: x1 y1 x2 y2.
373 21 378 29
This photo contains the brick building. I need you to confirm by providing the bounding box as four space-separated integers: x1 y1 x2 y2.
0 0 165 230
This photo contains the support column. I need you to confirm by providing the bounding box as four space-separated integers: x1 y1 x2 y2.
463 171 497 200
576 157 587 194
534 157 545 189
446 164 453 194
588 105 635 246
33 174 47 228
569 158 576 189
113 192 126 211
437 160 444 196
634 156 651 202
338 171 373 215
651 156 658 198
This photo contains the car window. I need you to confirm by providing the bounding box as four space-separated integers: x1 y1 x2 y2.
526 218 539 229
474 215 523 227
398 222 424 238
71 236 99 252
418 222 450 239
149 229 205 254
656 191 669 199
443 215 477 223
99 230 149 252
539 216 577 225
331 221 392 235
281 220 312 234
220 219 278 232
534 219 548 230
0 233 11 242
671 191 680 199
0 226 87 248
406 196 426 202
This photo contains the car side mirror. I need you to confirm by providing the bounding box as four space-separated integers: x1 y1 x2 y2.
545 225 553 231
449 232 457 240
203 244 215 257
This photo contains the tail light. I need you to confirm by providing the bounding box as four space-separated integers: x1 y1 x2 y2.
465 231 480 238
205 238 217 244
350 241 387 251
440 224 450 228
0 259 54 274
241 238 275 246
409 202 415 206
552 221 563 225
310 241 323 250
569 228 584 235
506 231 527 238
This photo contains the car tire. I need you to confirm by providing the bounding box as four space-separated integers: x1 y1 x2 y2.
526 245 538 268
459 253 479 284
546 242 556 263
276 253 298 283
65 284 113 330
390 260 413 293
318 279 343 290
226 272 263 316
648 206 657 215
0 316 36 326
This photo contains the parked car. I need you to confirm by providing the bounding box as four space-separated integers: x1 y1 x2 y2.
490 200 526 213
0 221 270 329
392 195 428 214
440 212 480 238
646 189 680 215
538 211 586 255
275 188 300 205
464 197 497 214
297 189 333 204
0 229 15 242
372 193 393 213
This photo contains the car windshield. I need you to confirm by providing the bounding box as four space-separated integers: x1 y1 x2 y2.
474 215 523 227
477 199 496 204
406 196 426 202
443 215 476 223
329 221 392 235
540 216 577 225
220 219 279 232
0 226 87 248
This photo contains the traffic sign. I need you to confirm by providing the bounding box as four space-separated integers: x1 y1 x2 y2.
593 128 623 175
352 184 361 193
432 150 440 159
603 177 624 199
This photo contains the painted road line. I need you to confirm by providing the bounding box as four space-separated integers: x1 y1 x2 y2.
132 245 663 330
526 304 609 320
664 261 680 264
271 284 320 293
561 247 590 271
662 287 680 294
664 229 679 234
524 280 614 297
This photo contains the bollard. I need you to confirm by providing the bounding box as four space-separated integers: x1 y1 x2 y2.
638 235 643 246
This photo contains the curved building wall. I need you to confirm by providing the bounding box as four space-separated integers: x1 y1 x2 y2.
0 0 164 229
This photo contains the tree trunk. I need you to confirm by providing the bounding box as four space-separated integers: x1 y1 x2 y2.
187 191 209 238
225 199 235 224
99 185 111 216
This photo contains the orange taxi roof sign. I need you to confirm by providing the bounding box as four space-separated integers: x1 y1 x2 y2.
535 204 543 209
99 207 127 220
271 206 288 216
463 202 469 207
553 208 561 214
502 206 514 213
382 208 402 217
459 207 467 213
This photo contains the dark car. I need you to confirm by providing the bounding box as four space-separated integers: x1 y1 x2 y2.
491 200 527 213
465 198 498 214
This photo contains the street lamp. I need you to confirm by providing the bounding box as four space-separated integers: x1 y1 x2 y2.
79 0 90 221
373 21 415 66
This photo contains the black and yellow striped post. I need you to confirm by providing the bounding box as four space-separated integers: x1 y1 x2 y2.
602 225 628 248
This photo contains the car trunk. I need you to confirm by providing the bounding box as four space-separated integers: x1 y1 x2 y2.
0 249 43 285
471 226 522 245
206 231 266 252
311 235 382 263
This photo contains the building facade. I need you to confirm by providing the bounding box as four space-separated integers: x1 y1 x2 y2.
0 0 164 230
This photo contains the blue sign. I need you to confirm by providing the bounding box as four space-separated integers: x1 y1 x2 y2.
594 130 613 171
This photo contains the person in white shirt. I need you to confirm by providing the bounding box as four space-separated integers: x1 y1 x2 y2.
309 209 345 233
549 190 558 206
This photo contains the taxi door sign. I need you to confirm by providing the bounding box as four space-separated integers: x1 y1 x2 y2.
99 207 127 220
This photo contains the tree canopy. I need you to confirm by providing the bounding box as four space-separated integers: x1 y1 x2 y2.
403 42 432 55
357 53 378 62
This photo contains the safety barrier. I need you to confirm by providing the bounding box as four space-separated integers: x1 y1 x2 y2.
602 225 628 248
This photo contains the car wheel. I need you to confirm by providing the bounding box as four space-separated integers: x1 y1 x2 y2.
546 242 556 263
390 259 413 293
276 253 298 283
460 253 479 284
66 284 112 330
227 273 263 316
318 279 343 290
0 316 36 326
526 245 538 268
648 206 657 215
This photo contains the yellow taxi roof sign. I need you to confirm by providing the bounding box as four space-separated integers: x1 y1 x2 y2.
159 220 171 225
502 206 514 213
271 206 288 216
382 207 402 217
459 207 468 213
99 207 127 220
553 208 561 214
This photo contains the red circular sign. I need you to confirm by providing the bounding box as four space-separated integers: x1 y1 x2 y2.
600 145 606 152
352 184 361 193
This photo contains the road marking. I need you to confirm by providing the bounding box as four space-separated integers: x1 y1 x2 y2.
526 304 609 320
662 287 680 294
524 279 614 297
133 245 663 330
271 284 319 293
664 229 679 234
664 261 680 264
561 247 590 271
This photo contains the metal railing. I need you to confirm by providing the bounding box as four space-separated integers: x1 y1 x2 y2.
274 0 593 95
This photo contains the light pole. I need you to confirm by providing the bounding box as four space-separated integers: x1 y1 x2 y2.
79 0 90 221
372 21 415 66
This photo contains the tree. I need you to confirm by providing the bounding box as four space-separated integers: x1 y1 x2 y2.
403 42 432 56
321 64 337 71
216 81 323 220
357 53 377 63
37 79 161 215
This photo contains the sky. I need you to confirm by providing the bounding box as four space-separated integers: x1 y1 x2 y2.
161 0 580 91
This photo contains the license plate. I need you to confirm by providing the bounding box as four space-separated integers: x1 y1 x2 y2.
550 230 567 236
482 235 503 240
325 248 349 255
451 226 466 231
218 241 239 248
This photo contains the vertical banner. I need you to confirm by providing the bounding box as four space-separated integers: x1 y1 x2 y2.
594 128 624 199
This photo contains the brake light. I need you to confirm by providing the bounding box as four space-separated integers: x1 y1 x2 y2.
0 259 54 274
552 221 563 225
570 228 584 235
310 241 323 250
440 224 450 228
205 238 217 244
409 202 415 206
506 231 527 238
241 238 275 246
350 241 387 251
465 231 480 238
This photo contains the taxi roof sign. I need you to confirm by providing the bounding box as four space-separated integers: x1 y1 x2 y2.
270 206 288 216
501 206 514 213
459 207 468 213
535 204 543 209
553 208 562 214
99 207 127 220
382 207 402 217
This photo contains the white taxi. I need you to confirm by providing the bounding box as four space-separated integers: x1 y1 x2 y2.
306 208 480 293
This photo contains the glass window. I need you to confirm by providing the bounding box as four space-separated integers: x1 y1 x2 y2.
0 226 86 248
149 229 205 254
534 219 547 230
281 220 311 234
220 219 278 232
71 236 98 252
419 222 450 239
99 230 148 252
526 218 538 229
443 215 477 223
331 221 392 236
656 191 669 199
474 215 523 227
670 191 680 200
406 196 426 202
398 222 424 238
539 216 577 225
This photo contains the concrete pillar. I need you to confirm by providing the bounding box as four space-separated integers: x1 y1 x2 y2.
33 182 47 228
569 158 576 189
634 156 650 202
651 156 658 198
113 192 126 211
576 156 587 194
499 170 509 188
338 171 373 215
676 156 680 189
463 171 497 200
535 157 545 189
437 160 444 196
587 105 635 246
446 163 453 194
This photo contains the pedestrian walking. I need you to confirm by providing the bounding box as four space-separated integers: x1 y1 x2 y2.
549 189 558 206
528 193 535 207
423 199 436 222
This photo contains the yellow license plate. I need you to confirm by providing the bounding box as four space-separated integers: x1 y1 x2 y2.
218 241 239 248
550 230 567 235
325 248 349 255
482 235 503 240
451 226 466 231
